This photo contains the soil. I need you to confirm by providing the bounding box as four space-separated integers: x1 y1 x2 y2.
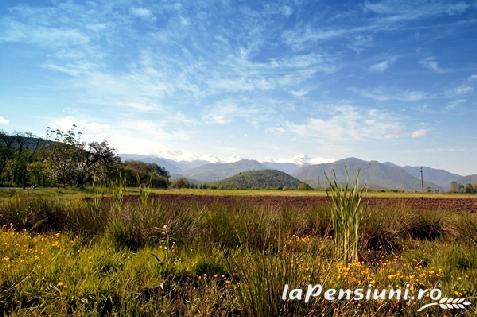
113 194 477 213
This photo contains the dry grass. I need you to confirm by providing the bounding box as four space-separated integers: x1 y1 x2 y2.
0 190 476 316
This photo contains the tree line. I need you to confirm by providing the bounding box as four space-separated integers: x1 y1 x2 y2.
449 181 477 194
0 126 170 188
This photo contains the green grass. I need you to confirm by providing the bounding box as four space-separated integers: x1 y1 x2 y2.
0 189 476 316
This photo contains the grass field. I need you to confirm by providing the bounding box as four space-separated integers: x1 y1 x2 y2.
2 187 477 199
0 188 476 316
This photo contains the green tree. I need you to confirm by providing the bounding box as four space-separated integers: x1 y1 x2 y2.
172 177 191 189
449 181 461 193
121 160 170 188
0 131 42 187
43 125 118 187
465 183 475 194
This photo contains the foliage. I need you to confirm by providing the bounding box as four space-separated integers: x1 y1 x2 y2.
215 169 308 190
0 127 172 189
0 131 43 187
171 177 191 189
42 126 119 187
121 160 170 188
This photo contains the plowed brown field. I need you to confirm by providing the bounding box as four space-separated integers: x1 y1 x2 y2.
120 194 477 212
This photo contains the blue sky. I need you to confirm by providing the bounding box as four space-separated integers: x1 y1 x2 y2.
0 0 476 174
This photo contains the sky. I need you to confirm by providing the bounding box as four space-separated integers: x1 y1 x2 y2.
0 0 476 175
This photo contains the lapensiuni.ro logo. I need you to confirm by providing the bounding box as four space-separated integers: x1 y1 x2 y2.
282 284 472 312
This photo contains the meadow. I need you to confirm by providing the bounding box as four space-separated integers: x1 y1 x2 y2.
0 188 476 316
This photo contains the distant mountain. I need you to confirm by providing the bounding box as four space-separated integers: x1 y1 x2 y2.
262 162 301 174
120 154 183 173
182 159 265 182
119 154 211 174
119 154 470 190
176 160 210 171
293 157 439 191
458 174 477 185
401 166 462 190
215 170 307 189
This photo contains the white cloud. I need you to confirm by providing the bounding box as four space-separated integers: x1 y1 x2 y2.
350 87 429 101
202 100 275 125
0 19 90 47
445 99 466 110
287 105 405 141
283 1 473 51
202 103 238 125
266 127 285 134
264 154 336 165
470 74 477 80
411 128 428 138
130 8 154 18
205 52 338 93
289 89 309 97
363 1 471 17
47 115 191 155
419 57 446 73
0 116 10 125
369 57 396 72
289 154 335 165
451 85 474 95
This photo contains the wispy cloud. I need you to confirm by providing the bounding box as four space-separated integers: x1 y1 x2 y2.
282 1 474 51
202 99 278 125
445 99 467 110
269 153 335 164
286 105 405 141
369 57 397 72
289 89 309 97
1 0 476 173
265 127 285 135
449 85 474 95
48 115 192 156
419 56 446 73
363 1 472 18
411 128 428 138
350 87 430 101
130 7 154 18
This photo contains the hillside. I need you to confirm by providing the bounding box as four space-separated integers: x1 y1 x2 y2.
120 154 209 174
401 166 462 190
0 134 51 150
120 154 182 173
458 174 477 185
293 157 439 191
182 159 265 182
215 170 307 189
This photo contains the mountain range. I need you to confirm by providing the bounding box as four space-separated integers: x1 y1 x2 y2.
120 154 475 191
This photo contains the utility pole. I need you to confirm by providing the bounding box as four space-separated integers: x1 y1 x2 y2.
420 167 424 192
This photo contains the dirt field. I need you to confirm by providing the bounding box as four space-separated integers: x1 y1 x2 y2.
121 193 477 212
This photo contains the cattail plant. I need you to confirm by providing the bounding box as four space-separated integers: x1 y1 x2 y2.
326 169 366 264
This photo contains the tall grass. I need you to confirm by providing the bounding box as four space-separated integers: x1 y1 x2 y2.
326 170 366 264
1 190 477 315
